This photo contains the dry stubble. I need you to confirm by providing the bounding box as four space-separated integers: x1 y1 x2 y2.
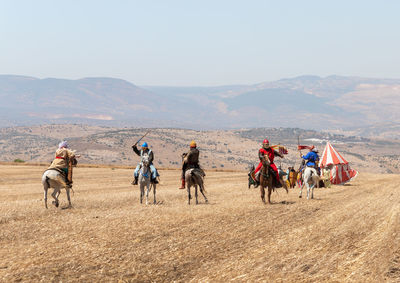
0 165 399 282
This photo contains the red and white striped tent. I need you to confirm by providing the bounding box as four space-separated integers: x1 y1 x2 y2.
319 142 358 185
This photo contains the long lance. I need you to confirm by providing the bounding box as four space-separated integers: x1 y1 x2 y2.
297 135 302 158
296 135 302 172
134 130 150 146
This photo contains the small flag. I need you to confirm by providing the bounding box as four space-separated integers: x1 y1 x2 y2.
279 146 288 155
297 145 314 150
271 145 289 155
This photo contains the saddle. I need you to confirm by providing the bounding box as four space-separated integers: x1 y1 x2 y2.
248 165 282 188
260 166 282 188
139 163 160 183
44 167 71 186
189 168 206 177
45 167 66 177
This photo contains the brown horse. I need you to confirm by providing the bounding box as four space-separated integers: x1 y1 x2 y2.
259 161 288 204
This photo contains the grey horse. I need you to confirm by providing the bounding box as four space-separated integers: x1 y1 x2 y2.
42 169 72 209
138 154 156 205
185 168 208 205
299 167 320 199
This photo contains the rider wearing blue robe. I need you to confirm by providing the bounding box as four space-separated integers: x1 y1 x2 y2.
301 147 320 174
132 142 158 185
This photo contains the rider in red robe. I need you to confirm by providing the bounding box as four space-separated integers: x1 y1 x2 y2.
255 139 283 183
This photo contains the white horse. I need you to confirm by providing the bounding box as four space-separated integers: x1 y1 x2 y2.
299 167 320 199
185 168 208 205
42 169 72 209
138 155 156 205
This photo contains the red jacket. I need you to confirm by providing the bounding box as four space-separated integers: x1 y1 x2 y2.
259 147 278 164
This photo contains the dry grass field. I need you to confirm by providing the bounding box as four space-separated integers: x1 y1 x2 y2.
1 164 399 282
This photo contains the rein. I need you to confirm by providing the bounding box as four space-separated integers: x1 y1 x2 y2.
140 163 151 179
261 164 271 178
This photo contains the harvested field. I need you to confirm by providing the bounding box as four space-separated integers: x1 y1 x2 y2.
1 164 399 282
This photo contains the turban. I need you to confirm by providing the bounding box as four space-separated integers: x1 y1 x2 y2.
59 141 69 149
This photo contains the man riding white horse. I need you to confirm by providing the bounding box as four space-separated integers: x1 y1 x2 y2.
48 141 76 187
132 142 158 185
301 146 320 173
254 139 285 188
298 146 320 199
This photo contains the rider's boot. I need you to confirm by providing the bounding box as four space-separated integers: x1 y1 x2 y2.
132 176 138 185
179 179 185 190
151 176 159 184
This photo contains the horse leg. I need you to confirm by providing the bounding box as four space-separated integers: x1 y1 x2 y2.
199 184 208 203
145 183 149 205
44 186 48 209
260 186 266 204
51 189 59 207
299 183 303 198
66 187 72 208
195 185 199 205
187 184 191 205
140 183 144 204
307 183 310 200
268 185 272 204
311 183 314 199
153 184 156 204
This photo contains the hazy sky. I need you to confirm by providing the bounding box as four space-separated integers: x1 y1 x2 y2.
1 0 399 86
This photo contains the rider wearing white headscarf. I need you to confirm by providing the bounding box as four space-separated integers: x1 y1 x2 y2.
48 141 76 184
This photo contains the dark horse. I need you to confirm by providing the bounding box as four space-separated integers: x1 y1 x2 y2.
249 161 288 204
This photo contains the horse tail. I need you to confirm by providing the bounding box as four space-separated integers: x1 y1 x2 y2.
191 170 206 193
45 176 50 188
201 181 206 193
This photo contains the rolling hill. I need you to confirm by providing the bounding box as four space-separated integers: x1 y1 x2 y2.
1 124 399 174
1 74 400 138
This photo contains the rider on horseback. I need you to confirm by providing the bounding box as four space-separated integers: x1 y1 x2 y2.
301 146 320 171
298 146 320 183
132 142 158 185
48 141 76 188
179 140 203 189
254 139 285 188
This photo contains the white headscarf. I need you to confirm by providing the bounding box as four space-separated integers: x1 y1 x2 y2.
59 141 69 149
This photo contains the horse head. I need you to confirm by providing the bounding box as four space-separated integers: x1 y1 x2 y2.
142 154 150 167
71 156 78 166
140 154 151 177
262 157 270 167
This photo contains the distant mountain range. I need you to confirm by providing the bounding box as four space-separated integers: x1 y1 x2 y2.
1 74 399 138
